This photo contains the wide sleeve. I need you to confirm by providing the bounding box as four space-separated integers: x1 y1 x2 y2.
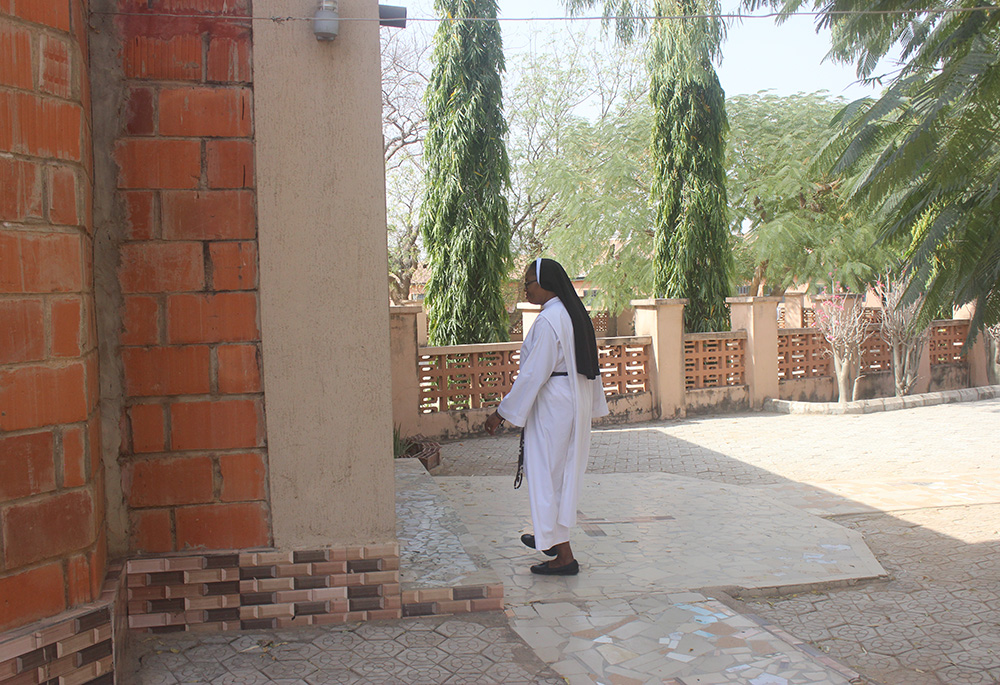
496 318 560 427
591 377 609 418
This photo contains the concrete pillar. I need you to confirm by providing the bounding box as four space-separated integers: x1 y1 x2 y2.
390 306 422 437
632 299 687 419
782 293 805 328
952 302 991 387
517 303 542 337
728 297 782 409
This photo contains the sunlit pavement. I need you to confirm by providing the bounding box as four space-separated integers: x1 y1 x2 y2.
133 395 1000 684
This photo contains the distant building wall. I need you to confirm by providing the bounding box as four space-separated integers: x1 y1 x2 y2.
0 0 105 632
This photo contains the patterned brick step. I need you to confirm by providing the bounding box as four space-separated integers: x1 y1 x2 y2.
0 564 126 685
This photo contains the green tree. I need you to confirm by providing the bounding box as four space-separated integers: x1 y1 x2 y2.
420 0 512 344
648 0 732 331
727 91 892 294
748 0 1000 332
564 0 734 331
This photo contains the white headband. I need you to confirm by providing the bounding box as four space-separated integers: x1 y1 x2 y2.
536 258 541 283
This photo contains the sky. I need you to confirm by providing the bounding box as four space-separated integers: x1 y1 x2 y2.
401 0 890 101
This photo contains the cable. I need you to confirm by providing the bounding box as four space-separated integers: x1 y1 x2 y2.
90 5 1000 24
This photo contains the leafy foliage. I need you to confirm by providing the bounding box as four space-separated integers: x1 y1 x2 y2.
726 92 893 294
420 0 513 344
747 0 1000 334
564 0 734 331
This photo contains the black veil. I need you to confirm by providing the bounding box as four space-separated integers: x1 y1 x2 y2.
535 258 601 380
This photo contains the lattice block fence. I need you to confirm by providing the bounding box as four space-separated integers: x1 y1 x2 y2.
684 333 746 390
418 345 521 413
777 329 832 380
417 338 651 414
860 325 893 373
598 338 649 395
928 320 970 365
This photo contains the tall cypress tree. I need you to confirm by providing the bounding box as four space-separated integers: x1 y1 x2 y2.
649 0 732 332
420 0 512 345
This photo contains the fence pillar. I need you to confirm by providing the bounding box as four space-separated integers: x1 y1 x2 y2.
952 303 991 387
389 305 422 437
782 292 805 328
632 299 687 419
727 297 782 409
517 302 542 337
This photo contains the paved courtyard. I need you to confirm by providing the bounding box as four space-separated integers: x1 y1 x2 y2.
133 395 1000 683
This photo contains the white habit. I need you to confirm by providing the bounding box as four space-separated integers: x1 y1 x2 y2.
497 298 609 551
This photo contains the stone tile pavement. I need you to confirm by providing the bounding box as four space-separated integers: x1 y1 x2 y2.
132 396 1000 683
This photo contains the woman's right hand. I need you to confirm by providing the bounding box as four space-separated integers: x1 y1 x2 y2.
485 411 504 435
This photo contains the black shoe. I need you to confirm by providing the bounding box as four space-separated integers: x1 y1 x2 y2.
520 534 557 556
530 559 580 576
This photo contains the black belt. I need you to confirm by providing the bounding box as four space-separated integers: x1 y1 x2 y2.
514 372 569 489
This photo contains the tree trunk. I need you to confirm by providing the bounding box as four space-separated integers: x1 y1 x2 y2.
832 353 852 404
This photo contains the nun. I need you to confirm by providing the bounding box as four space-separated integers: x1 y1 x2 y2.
485 258 609 575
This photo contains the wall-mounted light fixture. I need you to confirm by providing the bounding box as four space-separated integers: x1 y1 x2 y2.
379 4 407 28
313 0 339 40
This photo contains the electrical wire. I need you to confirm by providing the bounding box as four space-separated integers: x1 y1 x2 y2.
91 5 1000 24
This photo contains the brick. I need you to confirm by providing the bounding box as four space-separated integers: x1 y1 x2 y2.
217 344 260 393
207 35 252 83
123 34 201 81
166 292 259 344
122 191 155 240
0 430 56 500
0 362 88 431
0 23 32 89
84 349 99 414
206 139 254 189
0 297 44 363
209 241 256 291
131 509 174 553
14 93 81 161
0 91 14 151
115 139 200 190
67 553 92 606
122 345 211 397
117 0 252 14
0 157 42 222
162 190 256 241
129 403 166 453
49 165 79 226
127 456 214 507
219 452 266 502
159 87 252 137
169 399 262 450
51 296 83 357
119 242 205 294
0 564 66 633
4 490 94 567
175 502 269 550
63 424 87 487
40 34 71 98
124 87 156 136
20 231 83 293
8 0 71 31
121 295 159 345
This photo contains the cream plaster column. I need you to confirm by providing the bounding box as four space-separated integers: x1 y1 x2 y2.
253 0 395 548
728 297 782 409
952 302 991 387
517 303 541 337
782 293 805 328
632 299 687 419
390 306 422 438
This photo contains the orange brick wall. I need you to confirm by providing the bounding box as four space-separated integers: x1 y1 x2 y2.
110 0 271 554
0 0 106 632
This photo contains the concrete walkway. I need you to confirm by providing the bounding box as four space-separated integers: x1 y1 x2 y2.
132 395 1000 684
